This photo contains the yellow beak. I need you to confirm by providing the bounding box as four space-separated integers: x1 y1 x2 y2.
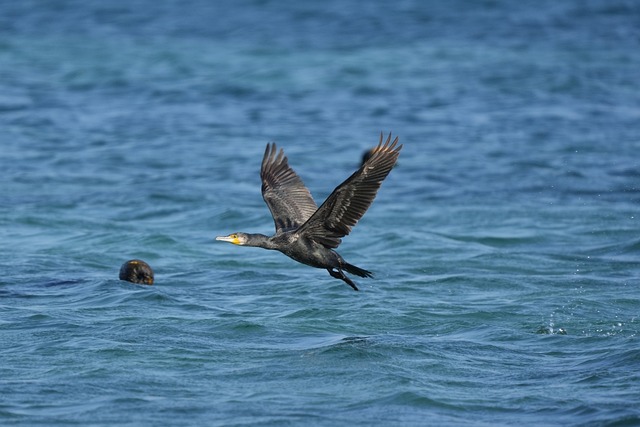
216 235 240 245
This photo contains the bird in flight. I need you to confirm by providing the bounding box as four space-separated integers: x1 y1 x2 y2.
216 133 402 291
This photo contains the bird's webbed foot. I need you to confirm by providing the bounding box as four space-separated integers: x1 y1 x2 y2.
327 268 359 291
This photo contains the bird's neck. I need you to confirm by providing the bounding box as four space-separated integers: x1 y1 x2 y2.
244 233 278 250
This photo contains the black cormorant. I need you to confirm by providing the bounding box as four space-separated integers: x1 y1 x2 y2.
216 133 402 291
119 259 154 285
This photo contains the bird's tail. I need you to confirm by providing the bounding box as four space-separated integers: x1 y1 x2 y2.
343 262 373 278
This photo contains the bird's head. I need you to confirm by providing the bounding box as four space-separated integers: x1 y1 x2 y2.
215 232 249 245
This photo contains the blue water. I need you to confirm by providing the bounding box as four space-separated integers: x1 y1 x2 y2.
2 1 640 425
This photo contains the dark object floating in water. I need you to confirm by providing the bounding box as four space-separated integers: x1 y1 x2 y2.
361 148 375 166
119 259 154 285
216 133 402 291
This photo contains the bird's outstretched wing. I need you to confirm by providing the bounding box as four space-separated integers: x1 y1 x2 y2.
297 133 402 248
261 143 318 233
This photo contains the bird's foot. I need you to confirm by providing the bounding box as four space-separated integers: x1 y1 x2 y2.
328 268 359 291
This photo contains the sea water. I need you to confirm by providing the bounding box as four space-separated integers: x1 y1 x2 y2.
1 1 639 425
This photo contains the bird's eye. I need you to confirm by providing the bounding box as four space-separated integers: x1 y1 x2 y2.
230 234 237 238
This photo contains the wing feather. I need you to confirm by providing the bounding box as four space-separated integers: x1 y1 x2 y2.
297 133 402 248
261 143 318 233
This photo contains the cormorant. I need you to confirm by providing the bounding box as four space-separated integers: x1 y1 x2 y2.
216 133 402 291
119 259 154 285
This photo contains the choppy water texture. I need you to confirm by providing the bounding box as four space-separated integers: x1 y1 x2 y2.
2 1 640 425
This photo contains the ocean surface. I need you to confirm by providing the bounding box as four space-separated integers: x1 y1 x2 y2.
1 1 639 425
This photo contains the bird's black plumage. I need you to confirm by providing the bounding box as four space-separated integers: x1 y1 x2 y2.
216 133 402 291
261 143 318 233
